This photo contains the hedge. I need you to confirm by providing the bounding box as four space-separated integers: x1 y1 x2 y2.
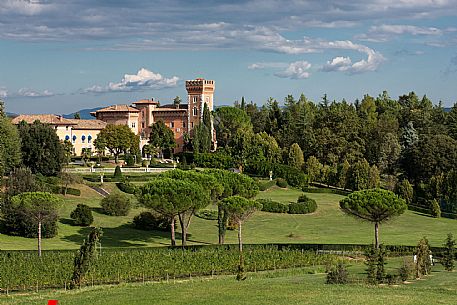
116 182 138 194
245 161 308 188
257 199 288 213
45 183 81 196
258 179 276 191
193 152 235 169
302 186 350 196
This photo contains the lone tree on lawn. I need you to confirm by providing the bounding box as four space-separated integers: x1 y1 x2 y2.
137 178 210 246
219 196 262 280
443 233 456 272
94 124 139 163
340 188 406 249
10 192 62 256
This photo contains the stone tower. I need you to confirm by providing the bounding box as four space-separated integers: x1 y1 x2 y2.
186 78 216 148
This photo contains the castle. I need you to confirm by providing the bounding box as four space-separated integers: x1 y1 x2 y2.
12 78 216 156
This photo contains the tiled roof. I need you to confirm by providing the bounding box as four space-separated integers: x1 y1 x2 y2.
67 119 107 130
158 103 188 110
12 114 76 125
95 105 140 113
133 99 159 105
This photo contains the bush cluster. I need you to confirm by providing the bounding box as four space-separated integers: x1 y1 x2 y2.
244 161 308 187
257 199 288 213
116 182 137 194
195 209 219 220
258 180 276 191
101 192 131 216
70 204 93 226
326 263 349 284
132 211 172 231
193 152 235 169
288 195 317 214
276 178 288 188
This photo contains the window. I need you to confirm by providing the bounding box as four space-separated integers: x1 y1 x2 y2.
191 122 194 128
72 135 77 144
193 106 198 116
170 122 174 128
65 135 70 141
88 135 92 143
132 122 136 128
142 122 145 129
65 126 69 131
82 135 86 143
183 122 186 128
176 128 180 132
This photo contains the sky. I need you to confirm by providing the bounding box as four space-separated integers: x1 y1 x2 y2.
1 0 457 115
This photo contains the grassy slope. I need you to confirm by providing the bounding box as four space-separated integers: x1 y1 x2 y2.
2 265 457 305
1 185 457 250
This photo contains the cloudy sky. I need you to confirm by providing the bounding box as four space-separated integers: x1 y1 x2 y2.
1 0 457 114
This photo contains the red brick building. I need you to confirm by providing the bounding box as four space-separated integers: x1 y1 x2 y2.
91 77 216 154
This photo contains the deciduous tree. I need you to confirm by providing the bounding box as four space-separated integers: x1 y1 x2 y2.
94 124 139 163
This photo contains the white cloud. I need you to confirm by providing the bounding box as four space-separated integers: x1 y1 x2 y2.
17 87 55 97
274 61 312 79
356 24 447 42
84 68 179 93
322 57 353 72
0 87 8 99
248 62 288 70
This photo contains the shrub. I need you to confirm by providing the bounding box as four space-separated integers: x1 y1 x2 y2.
125 154 135 166
276 178 288 188
257 199 288 213
195 209 219 220
443 233 456 272
116 182 137 194
70 204 93 226
132 211 172 231
287 195 317 214
193 152 235 169
113 166 122 180
326 263 349 284
101 192 131 216
244 161 308 187
429 199 441 218
258 180 276 191
398 258 415 281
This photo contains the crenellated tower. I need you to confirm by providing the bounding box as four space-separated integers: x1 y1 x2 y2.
186 78 216 149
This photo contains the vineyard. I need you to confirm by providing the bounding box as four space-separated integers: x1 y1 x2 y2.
0 245 337 293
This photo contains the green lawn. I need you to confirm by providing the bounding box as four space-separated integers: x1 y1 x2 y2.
1 185 457 250
2 264 457 305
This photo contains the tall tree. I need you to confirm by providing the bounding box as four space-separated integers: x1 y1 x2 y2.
219 196 262 280
148 121 176 158
288 143 304 169
192 123 211 153
203 169 259 244
94 124 139 163
138 178 210 246
0 115 22 175
18 120 64 176
214 106 252 148
9 192 62 256
340 189 406 248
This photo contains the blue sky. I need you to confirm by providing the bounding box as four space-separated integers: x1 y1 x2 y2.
1 0 457 114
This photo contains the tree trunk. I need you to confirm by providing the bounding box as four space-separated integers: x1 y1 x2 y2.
238 221 243 253
115 154 119 164
38 221 42 257
374 222 379 249
218 206 227 245
178 214 187 247
170 217 176 246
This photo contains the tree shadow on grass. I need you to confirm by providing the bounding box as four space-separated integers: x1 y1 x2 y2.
411 211 435 218
91 207 106 215
60 218 75 225
61 223 183 247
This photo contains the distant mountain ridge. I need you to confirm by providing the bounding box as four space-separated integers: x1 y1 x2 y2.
63 107 102 120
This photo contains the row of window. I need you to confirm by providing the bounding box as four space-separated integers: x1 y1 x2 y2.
65 134 93 144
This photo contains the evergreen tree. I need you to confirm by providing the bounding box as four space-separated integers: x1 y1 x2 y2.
415 237 432 278
18 120 64 176
288 143 304 169
148 121 176 158
443 233 455 272
0 113 22 175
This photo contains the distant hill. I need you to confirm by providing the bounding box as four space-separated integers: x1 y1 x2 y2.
63 107 102 120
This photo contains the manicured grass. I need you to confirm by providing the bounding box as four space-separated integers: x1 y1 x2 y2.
1 185 457 250
2 265 457 305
